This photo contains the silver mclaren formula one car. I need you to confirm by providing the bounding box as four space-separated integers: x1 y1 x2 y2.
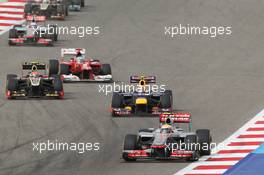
122 112 212 161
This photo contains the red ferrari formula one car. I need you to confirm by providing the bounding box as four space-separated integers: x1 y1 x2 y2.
58 48 113 82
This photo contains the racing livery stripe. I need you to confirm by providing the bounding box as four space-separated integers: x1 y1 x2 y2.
175 109 264 175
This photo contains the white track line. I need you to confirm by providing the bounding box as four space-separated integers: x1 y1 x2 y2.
0 8 23 12
0 13 23 18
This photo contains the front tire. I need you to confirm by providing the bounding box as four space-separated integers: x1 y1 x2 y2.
6 74 18 99
123 134 138 161
196 129 211 156
60 64 70 75
100 63 112 75
185 134 199 161
160 90 173 109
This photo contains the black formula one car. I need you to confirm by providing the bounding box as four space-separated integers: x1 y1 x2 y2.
24 0 68 20
111 75 173 116
122 112 212 161
5 60 64 99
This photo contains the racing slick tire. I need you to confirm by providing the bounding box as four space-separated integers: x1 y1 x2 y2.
196 129 211 156
81 0 85 7
24 3 32 14
6 74 18 93
111 92 123 116
185 134 199 161
8 29 18 45
49 59 59 76
123 134 138 161
160 90 172 109
65 5 69 16
53 75 63 92
60 64 70 75
49 25 58 41
100 64 112 75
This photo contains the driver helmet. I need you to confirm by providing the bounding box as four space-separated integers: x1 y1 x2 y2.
160 124 173 133
29 21 37 28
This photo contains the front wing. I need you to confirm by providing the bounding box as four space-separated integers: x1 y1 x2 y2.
9 38 53 46
122 150 194 160
61 74 113 83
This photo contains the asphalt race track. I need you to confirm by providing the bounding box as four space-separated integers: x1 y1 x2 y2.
0 0 264 175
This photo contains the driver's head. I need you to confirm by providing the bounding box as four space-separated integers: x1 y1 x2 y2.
76 51 82 57
161 124 172 129
160 124 173 133
30 21 37 28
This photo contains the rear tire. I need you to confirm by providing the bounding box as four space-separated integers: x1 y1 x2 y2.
196 129 211 156
123 134 138 161
6 74 17 80
81 0 85 7
49 25 58 41
24 3 32 14
185 134 199 161
8 29 18 45
49 59 59 76
160 90 172 109
100 64 111 75
111 92 122 108
60 64 70 75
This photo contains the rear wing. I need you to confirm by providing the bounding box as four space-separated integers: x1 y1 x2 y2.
160 112 192 131
61 48 85 57
26 15 46 22
130 75 156 84
22 62 46 70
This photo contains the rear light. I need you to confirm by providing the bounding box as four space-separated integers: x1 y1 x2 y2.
151 145 166 149
6 90 11 99
59 91 64 99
